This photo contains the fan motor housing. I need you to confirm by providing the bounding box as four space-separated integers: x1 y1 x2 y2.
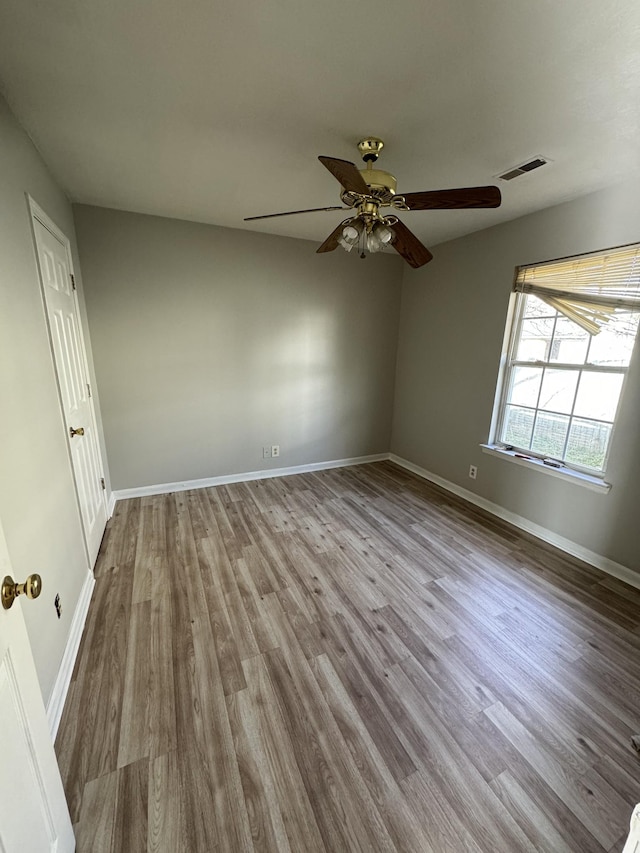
359 168 397 202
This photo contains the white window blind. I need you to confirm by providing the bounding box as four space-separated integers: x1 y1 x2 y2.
514 243 640 335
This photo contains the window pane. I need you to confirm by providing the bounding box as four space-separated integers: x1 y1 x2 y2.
516 318 555 362
523 294 557 319
499 246 640 476
531 412 569 458
549 318 590 364
565 419 612 471
538 369 579 414
574 372 624 421
501 405 534 449
508 366 542 408
587 312 640 367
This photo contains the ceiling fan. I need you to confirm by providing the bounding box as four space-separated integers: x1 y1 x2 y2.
244 137 502 268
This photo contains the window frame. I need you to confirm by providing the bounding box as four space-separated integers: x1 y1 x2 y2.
492 291 637 479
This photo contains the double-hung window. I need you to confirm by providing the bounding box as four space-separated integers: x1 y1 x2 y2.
494 243 640 477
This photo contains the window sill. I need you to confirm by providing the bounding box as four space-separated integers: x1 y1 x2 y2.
480 444 611 493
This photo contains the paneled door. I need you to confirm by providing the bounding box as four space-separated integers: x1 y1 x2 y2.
0 516 75 852
31 203 107 567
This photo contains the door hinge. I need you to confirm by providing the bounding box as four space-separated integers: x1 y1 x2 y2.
87 382 92 397
70 274 76 290
100 478 106 490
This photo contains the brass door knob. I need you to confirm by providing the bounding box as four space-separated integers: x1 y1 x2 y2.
2 574 43 610
69 426 85 438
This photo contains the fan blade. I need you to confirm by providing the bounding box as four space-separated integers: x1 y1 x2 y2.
244 206 348 221
318 156 370 195
402 186 502 211
316 220 349 254
389 220 433 268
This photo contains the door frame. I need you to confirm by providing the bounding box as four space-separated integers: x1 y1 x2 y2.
26 195 108 567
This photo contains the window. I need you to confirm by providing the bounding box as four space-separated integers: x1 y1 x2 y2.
493 243 640 477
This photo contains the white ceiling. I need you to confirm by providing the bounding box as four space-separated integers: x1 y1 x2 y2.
1 0 640 250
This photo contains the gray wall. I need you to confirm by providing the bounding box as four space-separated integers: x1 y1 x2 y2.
74 205 403 490
0 93 107 702
392 178 640 576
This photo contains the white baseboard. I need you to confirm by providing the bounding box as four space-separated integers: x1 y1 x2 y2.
389 454 640 591
46 569 95 739
106 491 116 518
112 453 390 502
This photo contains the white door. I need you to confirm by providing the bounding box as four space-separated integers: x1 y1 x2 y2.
0 517 75 852
31 206 107 567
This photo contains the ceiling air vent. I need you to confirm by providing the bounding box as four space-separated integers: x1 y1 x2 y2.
497 156 549 181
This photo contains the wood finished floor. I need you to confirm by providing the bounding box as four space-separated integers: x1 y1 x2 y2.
55 461 640 852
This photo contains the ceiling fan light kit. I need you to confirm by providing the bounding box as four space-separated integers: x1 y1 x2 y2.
337 217 394 257
337 220 362 252
245 137 502 268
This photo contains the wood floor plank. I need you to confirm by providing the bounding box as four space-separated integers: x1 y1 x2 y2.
399 770 486 853
310 653 438 853
379 603 496 717
55 573 116 820
148 580 177 757
208 602 249 695
147 751 185 853
56 461 640 852
488 743 610 853
113 757 149 853
275 585 324 660
233 556 280 654
264 644 397 853
132 498 154 603
226 687 292 852
241 654 326 853
446 622 640 787
396 655 507 784
489 769 591 853
484 701 629 849
73 769 119 853
317 616 417 784
173 494 255 852
381 665 539 852
118 600 151 767
84 564 132 783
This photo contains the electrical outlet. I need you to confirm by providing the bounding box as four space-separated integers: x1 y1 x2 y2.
469 465 478 480
263 446 271 459
271 445 280 458
54 594 62 619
